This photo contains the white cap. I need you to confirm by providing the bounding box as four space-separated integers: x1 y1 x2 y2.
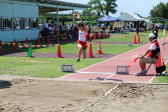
148 33 155 39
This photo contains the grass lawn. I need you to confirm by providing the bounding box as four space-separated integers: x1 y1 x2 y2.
0 57 105 78
153 65 168 83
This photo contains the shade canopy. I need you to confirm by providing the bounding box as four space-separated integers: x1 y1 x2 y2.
119 12 144 22
97 16 119 22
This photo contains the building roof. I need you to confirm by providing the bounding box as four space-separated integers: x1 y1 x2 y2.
9 0 91 13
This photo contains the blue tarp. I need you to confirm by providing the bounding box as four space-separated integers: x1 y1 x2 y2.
97 16 120 22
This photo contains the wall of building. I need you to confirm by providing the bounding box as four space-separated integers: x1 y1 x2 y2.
0 2 39 42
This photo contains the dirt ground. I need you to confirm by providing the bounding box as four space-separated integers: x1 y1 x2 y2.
0 74 168 112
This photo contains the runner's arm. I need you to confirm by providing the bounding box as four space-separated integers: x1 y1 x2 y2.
73 11 79 30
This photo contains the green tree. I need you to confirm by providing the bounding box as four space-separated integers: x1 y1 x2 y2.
81 9 98 20
88 0 118 16
150 2 168 19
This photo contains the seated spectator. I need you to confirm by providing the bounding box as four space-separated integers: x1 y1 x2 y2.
137 34 160 75
110 25 113 31
48 24 54 35
131 28 137 32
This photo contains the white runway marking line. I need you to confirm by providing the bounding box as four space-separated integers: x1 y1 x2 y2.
103 73 115 81
148 74 157 83
148 59 168 83
58 72 115 80
76 72 114 75
165 60 168 64
76 72 115 81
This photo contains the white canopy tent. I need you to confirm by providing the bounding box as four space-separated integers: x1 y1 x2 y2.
119 12 144 22
118 12 145 29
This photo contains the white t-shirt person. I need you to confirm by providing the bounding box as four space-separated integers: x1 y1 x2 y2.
101 23 105 29
149 39 157 50
78 30 86 42
48 26 54 34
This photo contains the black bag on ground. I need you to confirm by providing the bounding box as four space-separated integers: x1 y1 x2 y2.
155 63 166 73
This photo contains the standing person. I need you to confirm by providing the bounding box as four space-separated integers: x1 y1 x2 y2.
101 23 105 30
152 27 158 39
136 25 139 35
43 20 49 37
161 23 164 31
73 11 88 62
48 24 54 35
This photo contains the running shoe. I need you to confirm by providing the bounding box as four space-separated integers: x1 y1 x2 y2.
137 70 147 76
76 59 80 62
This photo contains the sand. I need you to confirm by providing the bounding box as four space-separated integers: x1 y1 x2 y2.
0 74 168 112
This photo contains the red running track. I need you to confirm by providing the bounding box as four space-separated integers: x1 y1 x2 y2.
58 36 168 83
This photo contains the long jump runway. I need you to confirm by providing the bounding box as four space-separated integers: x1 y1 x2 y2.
58 36 168 83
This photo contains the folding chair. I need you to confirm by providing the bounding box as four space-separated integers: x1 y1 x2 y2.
145 52 160 75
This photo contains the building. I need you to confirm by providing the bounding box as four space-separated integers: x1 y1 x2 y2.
0 0 90 43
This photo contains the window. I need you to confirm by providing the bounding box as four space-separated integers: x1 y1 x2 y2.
23 18 30 29
14 18 22 30
2 18 12 30
31 18 38 29
0 18 2 30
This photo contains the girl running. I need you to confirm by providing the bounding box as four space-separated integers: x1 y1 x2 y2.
73 11 88 62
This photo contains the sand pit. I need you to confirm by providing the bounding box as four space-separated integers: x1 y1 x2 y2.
0 75 168 112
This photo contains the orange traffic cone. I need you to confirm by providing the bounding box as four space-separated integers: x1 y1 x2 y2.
47 35 50 44
133 35 137 44
97 41 103 54
37 37 41 45
26 37 28 44
137 34 141 43
13 39 17 51
94 33 96 40
0 40 3 53
56 43 64 58
87 43 94 58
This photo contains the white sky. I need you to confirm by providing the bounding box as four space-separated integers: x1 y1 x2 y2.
61 0 168 17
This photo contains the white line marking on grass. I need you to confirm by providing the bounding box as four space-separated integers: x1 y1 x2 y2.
148 59 168 83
